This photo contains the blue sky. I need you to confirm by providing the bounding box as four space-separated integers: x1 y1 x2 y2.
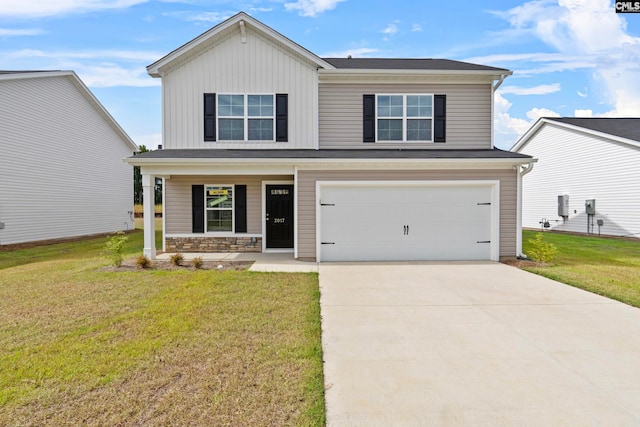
1 0 639 150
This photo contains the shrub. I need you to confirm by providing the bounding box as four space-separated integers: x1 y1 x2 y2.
136 255 151 269
104 232 128 267
527 233 558 263
192 256 204 269
170 253 184 267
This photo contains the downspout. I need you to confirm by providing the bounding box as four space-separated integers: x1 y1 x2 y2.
516 161 536 258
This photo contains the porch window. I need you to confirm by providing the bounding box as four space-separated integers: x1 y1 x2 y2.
205 185 233 232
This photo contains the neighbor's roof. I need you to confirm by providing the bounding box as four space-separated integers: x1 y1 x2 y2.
512 117 640 152
0 70 137 151
323 58 510 73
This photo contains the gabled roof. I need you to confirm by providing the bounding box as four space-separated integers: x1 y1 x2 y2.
147 12 335 77
512 117 640 152
323 58 510 73
0 70 137 151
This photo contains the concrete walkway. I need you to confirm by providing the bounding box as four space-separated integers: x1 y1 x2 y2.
155 252 318 272
320 262 640 426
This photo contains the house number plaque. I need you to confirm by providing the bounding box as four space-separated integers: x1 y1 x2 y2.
273 218 286 223
271 189 289 195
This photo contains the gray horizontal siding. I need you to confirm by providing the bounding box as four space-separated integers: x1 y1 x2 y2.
297 169 517 259
319 83 492 149
165 175 292 234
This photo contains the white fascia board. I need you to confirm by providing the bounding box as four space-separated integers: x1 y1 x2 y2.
147 12 334 77
130 157 536 172
318 68 512 81
510 117 547 152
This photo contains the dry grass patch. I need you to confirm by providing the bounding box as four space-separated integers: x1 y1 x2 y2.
0 235 324 426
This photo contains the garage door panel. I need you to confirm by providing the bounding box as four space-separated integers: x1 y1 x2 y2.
319 183 496 262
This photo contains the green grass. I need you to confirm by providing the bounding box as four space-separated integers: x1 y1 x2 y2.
522 230 640 307
0 231 325 426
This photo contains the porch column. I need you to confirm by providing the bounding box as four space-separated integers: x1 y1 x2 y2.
142 173 156 259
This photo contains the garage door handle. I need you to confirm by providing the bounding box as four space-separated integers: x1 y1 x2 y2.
321 242 335 245
477 240 491 244
477 202 491 206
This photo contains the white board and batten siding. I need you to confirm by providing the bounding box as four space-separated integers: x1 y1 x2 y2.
161 26 318 150
0 74 135 245
318 83 492 149
519 124 640 237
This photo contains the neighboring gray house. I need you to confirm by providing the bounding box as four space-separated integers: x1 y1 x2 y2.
512 117 640 238
0 71 137 245
128 12 535 262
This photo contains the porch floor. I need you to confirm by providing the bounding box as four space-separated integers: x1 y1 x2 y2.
155 252 318 273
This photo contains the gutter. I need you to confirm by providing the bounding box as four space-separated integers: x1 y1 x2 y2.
516 160 537 258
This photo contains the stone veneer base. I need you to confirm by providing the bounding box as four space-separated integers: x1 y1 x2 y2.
166 237 262 252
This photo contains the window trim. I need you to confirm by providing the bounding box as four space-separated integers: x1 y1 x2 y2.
204 184 235 233
375 94 434 143
217 93 275 142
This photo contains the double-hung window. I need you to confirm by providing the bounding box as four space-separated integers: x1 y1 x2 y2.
205 185 233 232
377 94 433 142
218 94 274 141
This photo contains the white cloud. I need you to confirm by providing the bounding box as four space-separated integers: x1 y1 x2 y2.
320 47 378 58
0 49 160 87
382 22 399 35
411 24 423 32
284 0 347 17
494 92 533 149
499 83 561 95
526 107 560 120
163 10 234 23
0 0 148 18
574 109 593 117
0 28 45 36
577 88 588 98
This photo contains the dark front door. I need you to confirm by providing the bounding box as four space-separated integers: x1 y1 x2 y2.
266 184 294 249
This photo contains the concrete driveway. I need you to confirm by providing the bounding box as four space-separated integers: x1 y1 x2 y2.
319 262 640 426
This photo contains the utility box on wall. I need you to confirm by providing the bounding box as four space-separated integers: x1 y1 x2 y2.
558 194 569 217
585 199 596 215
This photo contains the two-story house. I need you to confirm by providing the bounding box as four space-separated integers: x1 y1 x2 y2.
128 12 535 262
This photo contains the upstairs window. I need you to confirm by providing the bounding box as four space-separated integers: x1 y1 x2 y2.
377 94 433 142
363 94 445 143
218 94 274 141
204 93 288 142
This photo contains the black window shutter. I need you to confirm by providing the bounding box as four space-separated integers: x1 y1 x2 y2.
235 185 247 233
204 93 216 141
192 185 205 233
363 94 375 142
434 94 446 143
275 94 288 142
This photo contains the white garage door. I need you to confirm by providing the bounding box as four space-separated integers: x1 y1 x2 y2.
318 182 498 262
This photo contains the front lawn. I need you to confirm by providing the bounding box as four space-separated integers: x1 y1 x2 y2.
0 231 324 426
522 230 640 308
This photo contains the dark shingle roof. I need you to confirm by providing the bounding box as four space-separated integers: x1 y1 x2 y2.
0 70 61 75
131 148 531 160
546 118 640 142
322 58 509 72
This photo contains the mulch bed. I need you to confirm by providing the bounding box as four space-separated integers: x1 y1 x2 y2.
101 259 254 272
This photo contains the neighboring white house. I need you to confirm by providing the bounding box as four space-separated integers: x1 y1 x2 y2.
0 70 137 245
512 117 640 238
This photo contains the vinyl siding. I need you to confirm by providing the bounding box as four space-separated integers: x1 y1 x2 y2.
318 83 492 149
297 169 517 259
165 175 292 234
0 76 134 245
519 124 640 237
162 26 318 150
